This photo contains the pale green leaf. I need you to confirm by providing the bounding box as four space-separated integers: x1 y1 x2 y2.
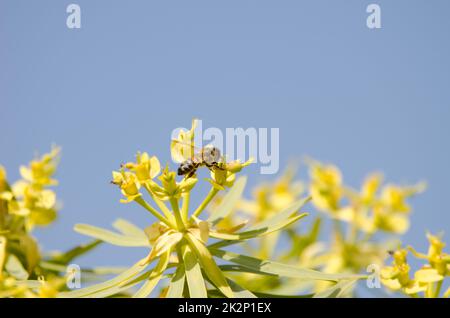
182 244 207 298
5 254 29 280
246 197 310 231
209 213 307 243
208 176 247 225
167 264 186 298
313 279 358 298
58 257 149 298
112 218 147 239
211 249 364 282
133 250 171 298
185 233 234 298
74 223 150 247
0 236 6 275
49 240 102 265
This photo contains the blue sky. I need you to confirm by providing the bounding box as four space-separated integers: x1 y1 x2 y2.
1 1 449 275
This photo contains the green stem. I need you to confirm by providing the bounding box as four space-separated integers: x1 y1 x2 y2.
181 192 190 222
191 187 219 219
134 196 175 228
434 280 443 298
144 184 174 221
169 197 186 231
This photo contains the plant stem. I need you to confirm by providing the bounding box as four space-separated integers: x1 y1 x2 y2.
144 184 174 221
169 197 186 231
191 187 219 219
134 196 175 228
181 192 190 222
434 280 443 298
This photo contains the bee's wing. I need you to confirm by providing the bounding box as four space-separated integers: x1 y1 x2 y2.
170 139 200 163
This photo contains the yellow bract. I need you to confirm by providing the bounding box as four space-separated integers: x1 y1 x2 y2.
171 118 198 163
124 152 161 183
112 170 142 203
308 162 342 213
19 146 60 188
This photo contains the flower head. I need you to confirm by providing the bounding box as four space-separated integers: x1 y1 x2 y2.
171 119 198 163
123 152 160 183
112 170 142 203
19 147 60 188
308 161 342 213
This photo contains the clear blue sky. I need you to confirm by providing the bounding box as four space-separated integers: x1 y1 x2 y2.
1 1 449 272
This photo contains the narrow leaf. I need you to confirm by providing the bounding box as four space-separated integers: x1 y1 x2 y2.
74 223 150 247
50 240 102 265
167 264 186 298
211 249 364 282
112 218 147 239
208 176 247 225
5 254 29 280
246 197 310 231
313 280 358 298
133 250 171 298
185 233 234 298
182 244 207 298
58 257 149 298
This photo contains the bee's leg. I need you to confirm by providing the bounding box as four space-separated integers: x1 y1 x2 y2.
186 170 197 179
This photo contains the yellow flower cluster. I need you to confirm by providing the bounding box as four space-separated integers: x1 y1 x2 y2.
382 233 450 297
1 147 61 230
1 147 62 297
308 160 425 235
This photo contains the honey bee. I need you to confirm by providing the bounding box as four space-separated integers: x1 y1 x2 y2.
173 141 224 178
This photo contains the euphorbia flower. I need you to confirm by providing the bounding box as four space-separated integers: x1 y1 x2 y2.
123 152 160 183
112 170 142 203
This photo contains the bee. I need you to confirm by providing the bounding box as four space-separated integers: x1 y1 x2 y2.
174 142 224 178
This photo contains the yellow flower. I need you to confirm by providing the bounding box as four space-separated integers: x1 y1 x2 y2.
112 170 142 203
0 165 7 191
408 233 449 277
361 173 383 205
147 167 197 200
239 166 303 221
380 185 411 213
123 152 160 183
19 146 60 188
308 161 342 213
171 118 198 163
206 159 252 191
208 168 236 190
372 207 410 234
381 249 425 294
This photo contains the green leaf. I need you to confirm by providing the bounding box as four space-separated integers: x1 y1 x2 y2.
218 264 277 277
5 254 29 280
112 218 147 239
13 280 44 289
211 249 364 282
185 233 234 298
246 197 310 232
206 277 256 298
149 231 183 260
0 236 6 275
252 291 314 298
209 213 307 242
166 264 186 298
74 223 150 247
58 257 150 298
182 244 207 298
50 240 102 265
226 278 257 298
133 250 171 298
207 176 247 225
208 198 310 249
313 279 358 298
